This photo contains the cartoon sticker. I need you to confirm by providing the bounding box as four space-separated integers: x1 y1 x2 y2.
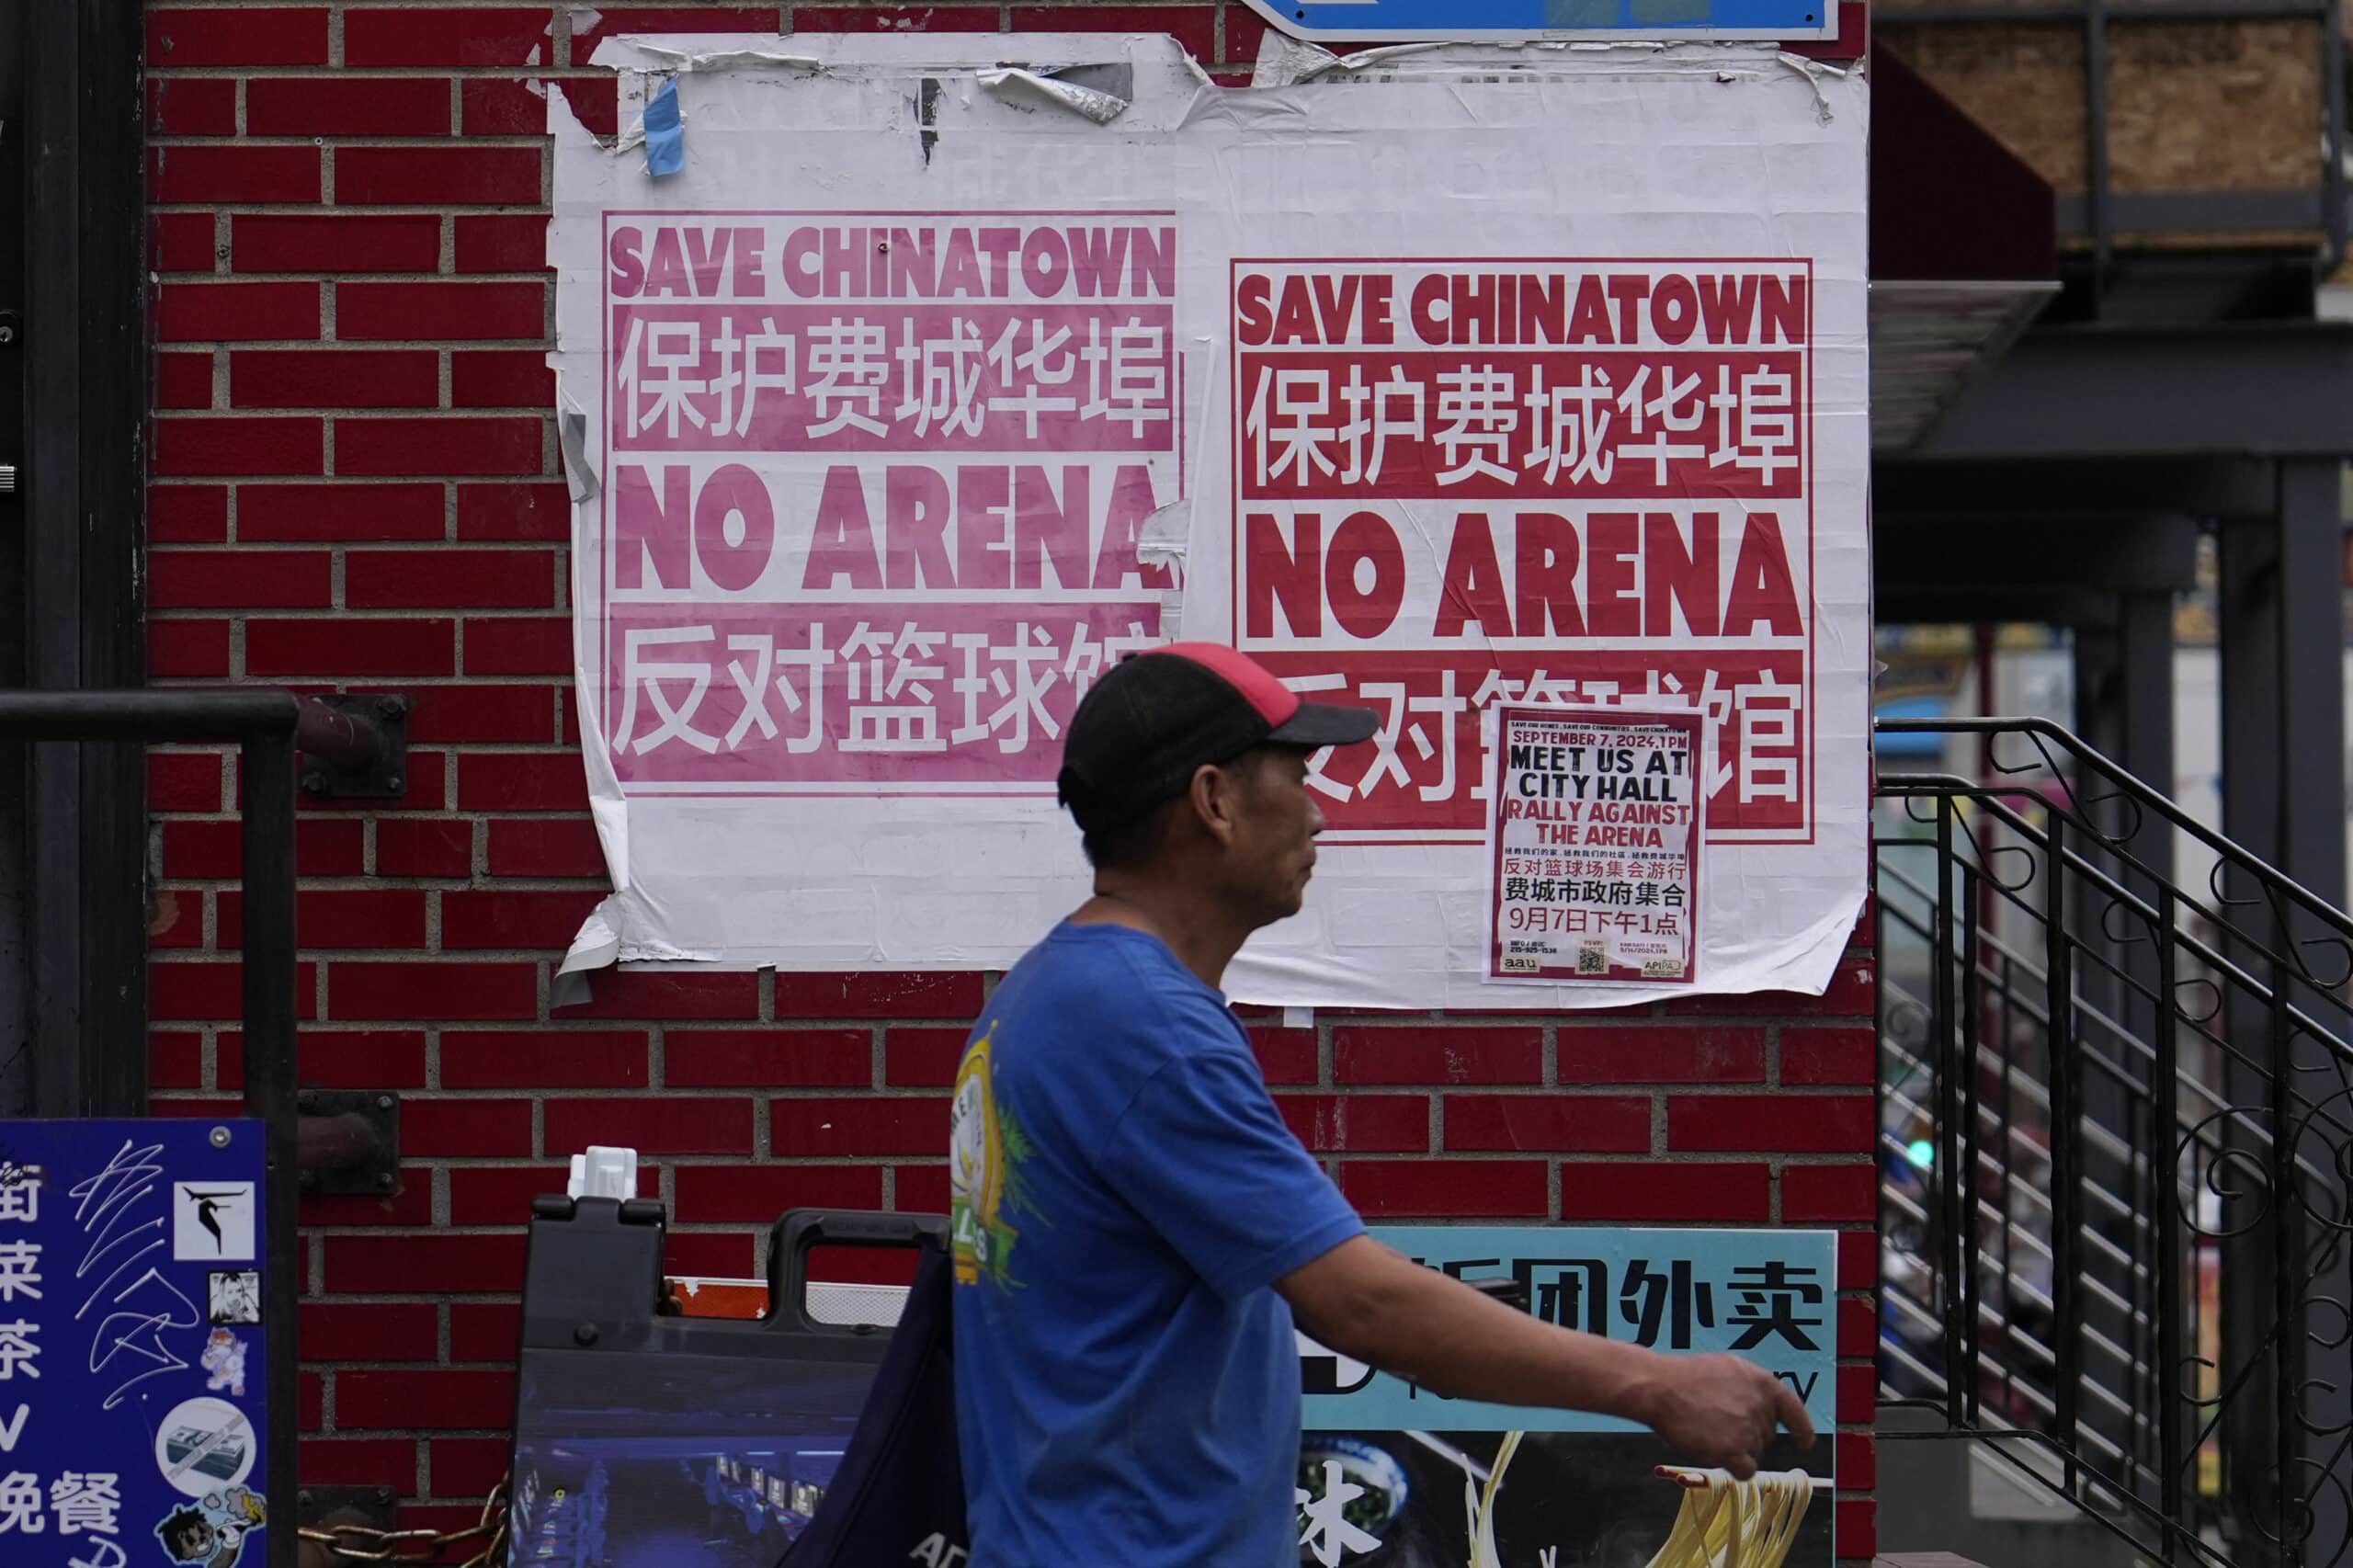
199 1330 248 1399
155 1484 266 1567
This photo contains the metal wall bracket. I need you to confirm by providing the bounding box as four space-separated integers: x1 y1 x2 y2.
297 1484 400 1540
296 1089 401 1196
297 693 409 800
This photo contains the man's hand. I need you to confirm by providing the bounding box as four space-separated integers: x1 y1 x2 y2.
1631 1351 1816 1480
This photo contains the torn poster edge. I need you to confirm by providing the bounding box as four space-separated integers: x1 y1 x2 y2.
589 31 1207 96
610 73 648 156
1775 51 1848 122
976 65 1131 124
628 42 825 74
556 382 600 505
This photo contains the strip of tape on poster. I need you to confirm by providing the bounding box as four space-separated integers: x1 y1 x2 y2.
1297 1225 1838 1568
0 1119 274 1568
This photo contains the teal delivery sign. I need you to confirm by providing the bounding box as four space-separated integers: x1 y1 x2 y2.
1302 1225 1837 1434
1292 1225 1838 1568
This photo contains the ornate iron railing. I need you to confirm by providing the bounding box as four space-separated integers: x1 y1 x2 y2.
1874 717 2353 1568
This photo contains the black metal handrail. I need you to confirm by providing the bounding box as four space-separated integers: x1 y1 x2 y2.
1880 1403 2239 1568
0 688 301 1568
1874 716 2353 1568
1881 857 2335 1201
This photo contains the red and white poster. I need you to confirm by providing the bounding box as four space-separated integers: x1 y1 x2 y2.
1233 260 1810 845
551 32 1870 1009
1487 706 1705 984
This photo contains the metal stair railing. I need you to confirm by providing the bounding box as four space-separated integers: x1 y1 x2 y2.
1873 717 2353 1568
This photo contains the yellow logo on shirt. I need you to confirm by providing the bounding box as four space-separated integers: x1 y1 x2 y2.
950 1026 1035 1288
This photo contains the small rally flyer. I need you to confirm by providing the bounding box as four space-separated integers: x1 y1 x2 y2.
1486 705 1706 984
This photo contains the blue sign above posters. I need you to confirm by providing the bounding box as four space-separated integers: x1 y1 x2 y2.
1240 0 1836 43
0 1119 272 1568
1295 1226 1837 1568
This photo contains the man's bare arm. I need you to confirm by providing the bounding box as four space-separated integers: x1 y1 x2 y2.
1276 1234 1813 1479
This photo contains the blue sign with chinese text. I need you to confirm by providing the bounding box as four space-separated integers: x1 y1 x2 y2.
1294 1225 1837 1568
0 1119 272 1568
1303 1224 1837 1432
1241 0 1836 44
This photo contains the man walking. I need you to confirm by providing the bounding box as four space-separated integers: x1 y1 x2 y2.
949 642 1812 1567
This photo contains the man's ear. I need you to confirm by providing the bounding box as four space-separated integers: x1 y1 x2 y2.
1187 761 1241 846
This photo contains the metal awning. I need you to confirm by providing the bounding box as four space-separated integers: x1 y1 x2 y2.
1865 40 2060 453
1870 279 2062 451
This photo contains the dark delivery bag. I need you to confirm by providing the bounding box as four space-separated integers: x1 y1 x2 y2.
774 1239 965 1568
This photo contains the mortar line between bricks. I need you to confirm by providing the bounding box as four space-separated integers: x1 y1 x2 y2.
151 70 631 86
153 205 557 218
155 134 561 149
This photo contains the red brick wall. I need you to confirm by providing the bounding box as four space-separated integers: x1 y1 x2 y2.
141 2 1881 1559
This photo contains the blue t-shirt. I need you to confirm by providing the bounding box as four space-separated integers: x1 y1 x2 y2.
949 921 1365 1568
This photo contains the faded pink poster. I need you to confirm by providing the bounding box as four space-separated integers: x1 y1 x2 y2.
599 213 1180 792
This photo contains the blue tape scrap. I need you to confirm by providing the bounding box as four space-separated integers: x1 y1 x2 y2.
645 78 685 176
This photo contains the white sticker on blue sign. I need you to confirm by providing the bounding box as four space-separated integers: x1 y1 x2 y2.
156 1397 255 1496
171 1182 255 1264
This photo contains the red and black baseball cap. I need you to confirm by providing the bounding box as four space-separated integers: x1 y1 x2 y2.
1057 642 1380 833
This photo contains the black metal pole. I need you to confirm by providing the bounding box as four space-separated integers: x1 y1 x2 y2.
2325 0 2347 273
2271 460 2347 1568
1960 864 1985 1425
1936 796 1968 1426
2085 0 2113 283
2214 512 2287 1558
2154 887 2187 1563
1998 945 2020 1420
2048 813 2084 1488
0 688 301 739
239 729 299 1568
2269 981 2300 1567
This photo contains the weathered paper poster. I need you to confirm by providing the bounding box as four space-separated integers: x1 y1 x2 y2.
551 32 1870 1009
600 211 1179 790
1487 705 1704 984
1233 259 1810 844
